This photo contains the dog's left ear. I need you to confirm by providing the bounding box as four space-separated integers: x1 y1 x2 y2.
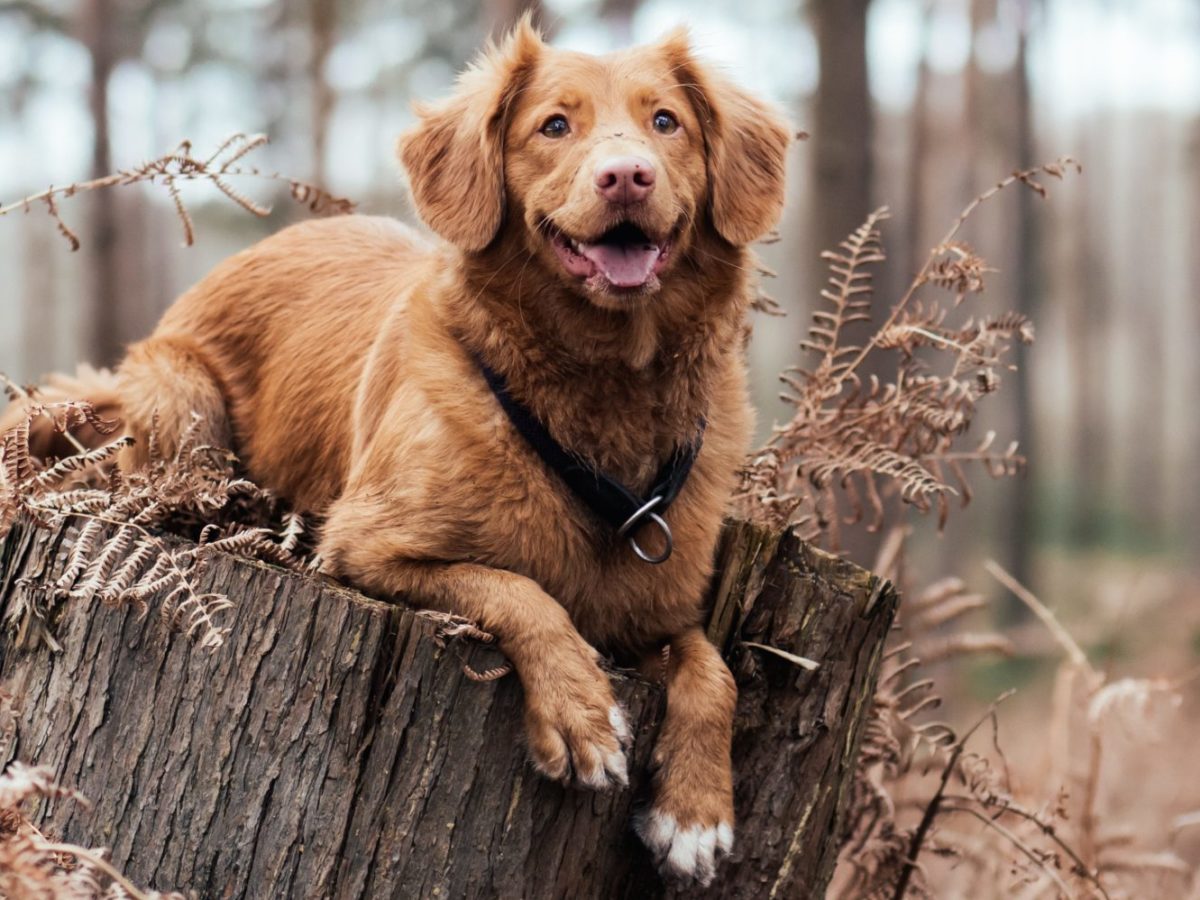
659 30 792 246
398 17 543 251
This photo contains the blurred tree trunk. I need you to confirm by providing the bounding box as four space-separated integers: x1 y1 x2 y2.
810 0 873 278
1191 118 1200 556
309 0 336 188
1069 120 1111 546
483 0 547 35
82 0 120 368
903 1 934 286
810 0 876 568
1123 118 1167 545
600 0 640 43
1005 1 1036 591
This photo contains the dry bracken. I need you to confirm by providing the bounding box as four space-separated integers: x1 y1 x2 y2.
1 382 314 651
736 160 1080 548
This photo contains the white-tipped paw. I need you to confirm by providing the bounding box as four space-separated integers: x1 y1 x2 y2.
526 701 631 792
636 809 734 887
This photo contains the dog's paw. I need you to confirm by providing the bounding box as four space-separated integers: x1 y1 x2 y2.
635 808 733 887
522 647 630 791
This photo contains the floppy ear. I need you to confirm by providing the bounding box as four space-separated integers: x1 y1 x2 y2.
659 30 792 246
397 18 543 251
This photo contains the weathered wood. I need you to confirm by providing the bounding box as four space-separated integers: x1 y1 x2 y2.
0 516 896 899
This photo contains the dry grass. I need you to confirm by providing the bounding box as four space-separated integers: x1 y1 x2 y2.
830 544 1198 900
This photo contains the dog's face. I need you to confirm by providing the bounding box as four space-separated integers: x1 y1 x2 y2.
503 51 706 307
400 21 790 311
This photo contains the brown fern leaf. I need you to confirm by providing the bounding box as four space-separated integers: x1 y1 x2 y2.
738 161 1079 544
922 241 993 305
804 207 889 375
33 437 132 489
96 540 158 606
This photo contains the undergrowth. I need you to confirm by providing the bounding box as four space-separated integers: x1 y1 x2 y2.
2 144 1195 899
735 160 1078 547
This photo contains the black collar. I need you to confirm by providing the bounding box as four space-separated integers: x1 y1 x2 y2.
474 353 704 564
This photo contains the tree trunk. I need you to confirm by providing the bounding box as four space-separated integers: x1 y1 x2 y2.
482 0 547 37
809 0 877 568
1068 120 1111 546
1005 0 1037 594
81 0 121 368
0 516 896 899
903 0 934 288
810 0 873 271
309 0 337 189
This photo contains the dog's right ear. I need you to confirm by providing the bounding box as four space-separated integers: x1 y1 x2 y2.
657 29 791 247
398 17 543 252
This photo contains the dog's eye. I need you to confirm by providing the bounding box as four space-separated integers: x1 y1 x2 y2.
540 115 570 138
652 111 679 135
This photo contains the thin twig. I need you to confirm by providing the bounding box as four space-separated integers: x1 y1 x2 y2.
0 133 355 249
936 805 1078 900
891 690 1015 900
984 559 1094 676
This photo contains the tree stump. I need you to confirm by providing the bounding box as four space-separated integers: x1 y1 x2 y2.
0 516 897 899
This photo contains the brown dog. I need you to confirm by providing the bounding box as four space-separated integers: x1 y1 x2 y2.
11 20 790 885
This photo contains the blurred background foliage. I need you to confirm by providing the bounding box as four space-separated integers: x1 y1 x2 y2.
1 0 1198 711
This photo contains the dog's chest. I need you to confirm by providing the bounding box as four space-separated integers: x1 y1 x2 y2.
462 436 715 649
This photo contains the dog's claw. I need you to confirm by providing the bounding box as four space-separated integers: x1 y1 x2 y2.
574 742 629 790
636 809 734 887
526 694 630 792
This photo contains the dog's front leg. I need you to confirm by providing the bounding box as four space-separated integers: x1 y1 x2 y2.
636 626 736 886
321 545 631 790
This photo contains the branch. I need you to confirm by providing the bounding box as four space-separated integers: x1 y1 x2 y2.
0 133 356 250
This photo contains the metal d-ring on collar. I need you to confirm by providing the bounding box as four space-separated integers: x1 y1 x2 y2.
616 495 673 564
471 352 704 566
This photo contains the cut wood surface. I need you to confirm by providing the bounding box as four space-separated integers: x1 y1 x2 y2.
0 516 897 899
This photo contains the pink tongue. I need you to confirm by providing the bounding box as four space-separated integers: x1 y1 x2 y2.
578 242 660 288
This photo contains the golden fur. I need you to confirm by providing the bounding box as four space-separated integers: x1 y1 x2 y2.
5 21 791 885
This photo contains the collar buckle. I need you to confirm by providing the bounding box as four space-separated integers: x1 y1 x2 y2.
617 495 674 564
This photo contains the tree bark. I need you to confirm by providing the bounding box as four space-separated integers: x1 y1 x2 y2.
0 516 896 899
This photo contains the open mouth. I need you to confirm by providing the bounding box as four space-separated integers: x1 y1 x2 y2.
549 221 672 290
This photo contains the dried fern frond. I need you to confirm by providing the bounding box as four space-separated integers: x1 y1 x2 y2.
0 133 356 250
1 398 314 651
736 160 1080 547
861 563 1193 900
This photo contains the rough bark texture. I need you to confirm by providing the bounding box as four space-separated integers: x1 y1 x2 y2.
0 516 896 899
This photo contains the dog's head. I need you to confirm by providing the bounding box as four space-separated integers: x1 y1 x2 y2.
399 19 790 311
